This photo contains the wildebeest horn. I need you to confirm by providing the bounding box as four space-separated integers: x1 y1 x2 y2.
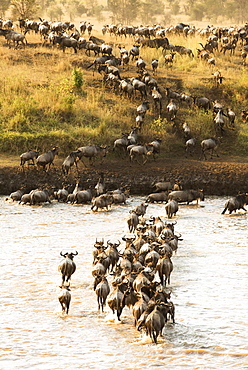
72 251 78 256
172 221 177 225
60 251 66 257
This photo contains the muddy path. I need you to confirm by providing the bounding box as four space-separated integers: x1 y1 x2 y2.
1 156 248 196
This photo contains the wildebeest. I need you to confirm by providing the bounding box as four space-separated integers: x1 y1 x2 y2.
168 189 204 204
105 240 121 271
241 110 248 123
62 150 80 175
77 145 109 166
86 55 112 74
74 189 92 204
156 255 173 287
167 99 178 121
100 43 113 56
113 133 129 157
214 109 226 134
19 191 34 205
144 302 174 344
118 79 134 99
153 181 174 192
58 286 71 314
58 36 78 53
91 193 113 211
130 78 147 99
227 108 235 128
133 202 148 217
137 101 149 117
95 276 110 312
127 210 139 232
136 57 146 71
125 128 138 147
9 189 25 202
185 137 197 157
36 147 58 172
129 144 154 165
129 45 140 60
193 96 211 112
30 189 51 205
201 137 220 160
164 52 176 66
0 28 28 48
149 138 162 160
222 193 248 214
58 251 78 288
151 59 158 75
174 45 194 57
182 122 191 140
151 87 162 115
89 35 105 45
20 150 39 169
107 282 128 321
146 192 168 203
54 187 69 202
112 189 128 204
95 172 106 196
165 199 179 218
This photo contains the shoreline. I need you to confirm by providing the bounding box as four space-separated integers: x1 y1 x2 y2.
1 157 248 196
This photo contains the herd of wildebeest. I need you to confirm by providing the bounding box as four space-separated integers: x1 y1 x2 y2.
1 17 248 161
55 189 247 344
2 17 248 344
6 170 248 343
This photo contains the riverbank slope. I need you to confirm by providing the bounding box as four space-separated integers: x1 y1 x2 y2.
1 156 248 196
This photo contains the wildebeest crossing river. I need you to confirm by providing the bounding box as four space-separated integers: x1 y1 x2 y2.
0 195 247 369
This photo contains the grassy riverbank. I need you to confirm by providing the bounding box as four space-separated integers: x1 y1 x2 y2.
0 27 248 160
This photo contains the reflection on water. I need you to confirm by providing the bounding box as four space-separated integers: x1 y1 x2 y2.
0 195 247 370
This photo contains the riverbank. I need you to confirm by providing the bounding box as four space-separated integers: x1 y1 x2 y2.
1 156 248 196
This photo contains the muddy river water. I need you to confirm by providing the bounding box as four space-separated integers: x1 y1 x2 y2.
0 195 247 369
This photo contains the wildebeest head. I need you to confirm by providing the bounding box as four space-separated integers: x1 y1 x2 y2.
60 251 78 260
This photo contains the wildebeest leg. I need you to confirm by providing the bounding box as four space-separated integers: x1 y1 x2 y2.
97 296 101 311
74 160 79 173
66 302 70 314
60 276 65 288
117 308 123 321
60 301 65 312
143 155 148 165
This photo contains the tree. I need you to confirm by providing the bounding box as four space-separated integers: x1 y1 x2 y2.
185 0 248 23
0 0 11 18
11 0 40 19
139 0 165 24
46 4 64 21
107 0 141 24
64 0 87 21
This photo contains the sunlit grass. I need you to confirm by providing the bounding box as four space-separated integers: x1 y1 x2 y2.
0 30 247 158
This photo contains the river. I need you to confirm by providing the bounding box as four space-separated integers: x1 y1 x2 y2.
0 195 247 370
